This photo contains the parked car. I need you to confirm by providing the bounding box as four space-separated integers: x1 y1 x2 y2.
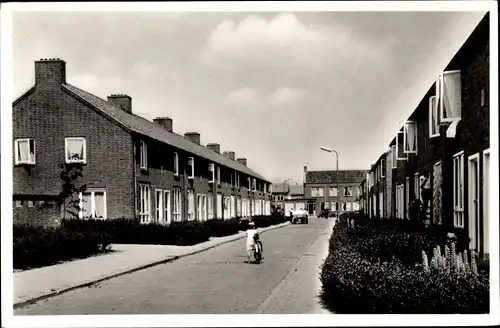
291 209 308 224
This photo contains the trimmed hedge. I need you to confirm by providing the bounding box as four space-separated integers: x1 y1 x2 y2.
320 216 490 314
13 224 111 270
14 215 288 270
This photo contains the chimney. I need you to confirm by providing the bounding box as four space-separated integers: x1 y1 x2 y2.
237 158 247 166
303 165 307 184
108 94 132 114
35 58 66 85
207 143 220 154
223 151 236 161
153 117 173 132
184 132 200 145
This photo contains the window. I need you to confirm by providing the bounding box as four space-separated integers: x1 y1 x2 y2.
236 173 240 188
208 193 214 220
217 167 221 185
156 189 163 223
80 189 107 220
311 187 323 197
139 185 151 223
208 164 215 183
405 178 410 220
15 200 22 207
173 188 182 222
237 196 243 217
391 145 397 168
429 95 440 138
231 196 236 218
27 200 34 208
396 184 404 219
217 193 223 219
248 177 251 190
187 189 195 220
404 121 418 154
438 70 462 122
224 196 231 219
197 194 207 221
173 152 179 176
230 172 234 187
344 187 353 197
381 159 386 178
65 137 86 164
329 187 338 197
14 139 36 165
187 157 194 179
453 151 465 228
480 89 485 108
253 178 257 192
264 183 267 194
396 131 407 161
138 141 147 169
163 190 171 224
414 173 420 201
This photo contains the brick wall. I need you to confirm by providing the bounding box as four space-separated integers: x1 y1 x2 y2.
13 84 135 225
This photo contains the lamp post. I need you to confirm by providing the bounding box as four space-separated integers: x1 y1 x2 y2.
320 146 339 221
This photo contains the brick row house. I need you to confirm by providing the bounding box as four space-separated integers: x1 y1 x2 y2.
13 59 272 227
303 166 367 216
359 13 491 260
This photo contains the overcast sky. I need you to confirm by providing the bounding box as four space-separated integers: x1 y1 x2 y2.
12 9 486 184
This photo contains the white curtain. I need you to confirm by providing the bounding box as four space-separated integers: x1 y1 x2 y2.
94 192 105 219
406 122 416 152
18 140 29 161
67 139 84 160
208 193 214 219
442 72 461 120
82 193 92 218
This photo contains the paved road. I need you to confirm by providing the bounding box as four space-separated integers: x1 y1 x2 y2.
15 217 334 315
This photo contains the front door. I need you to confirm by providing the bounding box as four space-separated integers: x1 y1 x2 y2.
155 189 163 224
468 155 480 251
163 190 171 224
483 150 490 258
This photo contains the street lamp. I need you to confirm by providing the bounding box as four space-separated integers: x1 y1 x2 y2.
320 146 339 220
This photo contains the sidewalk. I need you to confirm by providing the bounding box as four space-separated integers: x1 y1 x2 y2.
14 221 290 308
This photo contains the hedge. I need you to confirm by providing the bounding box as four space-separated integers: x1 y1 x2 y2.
320 215 490 314
13 224 111 270
14 214 288 270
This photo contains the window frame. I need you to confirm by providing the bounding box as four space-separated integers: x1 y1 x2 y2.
139 184 151 223
139 140 147 170
173 152 179 176
396 131 407 161
14 138 36 165
187 157 194 180
429 95 440 138
187 189 195 221
438 70 462 123
391 145 397 169
403 121 418 154
65 137 87 164
208 163 215 183
381 159 386 178
453 151 465 228
217 166 221 186
344 186 353 197
163 190 171 224
173 188 182 222
79 188 107 220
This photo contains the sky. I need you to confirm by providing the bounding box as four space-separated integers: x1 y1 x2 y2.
11 8 487 184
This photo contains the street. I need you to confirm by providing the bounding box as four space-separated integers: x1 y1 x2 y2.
15 216 334 315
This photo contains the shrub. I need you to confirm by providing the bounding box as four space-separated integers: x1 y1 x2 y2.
13 224 111 270
320 219 490 313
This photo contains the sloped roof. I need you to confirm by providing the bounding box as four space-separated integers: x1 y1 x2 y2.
272 183 287 193
289 184 304 195
63 84 269 182
305 170 368 184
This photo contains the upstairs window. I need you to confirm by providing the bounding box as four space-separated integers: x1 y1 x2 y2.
173 152 179 176
381 159 386 178
187 157 194 179
438 70 462 123
15 138 36 165
65 137 86 164
344 187 353 197
252 178 257 192
391 145 397 168
217 166 221 185
208 164 215 183
396 131 407 161
429 95 440 138
403 121 418 154
139 141 147 169
248 177 251 190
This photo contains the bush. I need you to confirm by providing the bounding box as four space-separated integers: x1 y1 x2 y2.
13 224 111 270
320 219 490 313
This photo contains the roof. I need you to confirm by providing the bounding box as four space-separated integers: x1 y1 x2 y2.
305 170 368 184
63 84 269 182
271 183 287 193
289 184 304 195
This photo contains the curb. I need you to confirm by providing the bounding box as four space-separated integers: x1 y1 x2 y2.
14 221 291 309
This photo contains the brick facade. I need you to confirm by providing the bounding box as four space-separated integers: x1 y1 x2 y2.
13 59 271 226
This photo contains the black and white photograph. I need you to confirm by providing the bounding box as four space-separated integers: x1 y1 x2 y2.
1 1 498 327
